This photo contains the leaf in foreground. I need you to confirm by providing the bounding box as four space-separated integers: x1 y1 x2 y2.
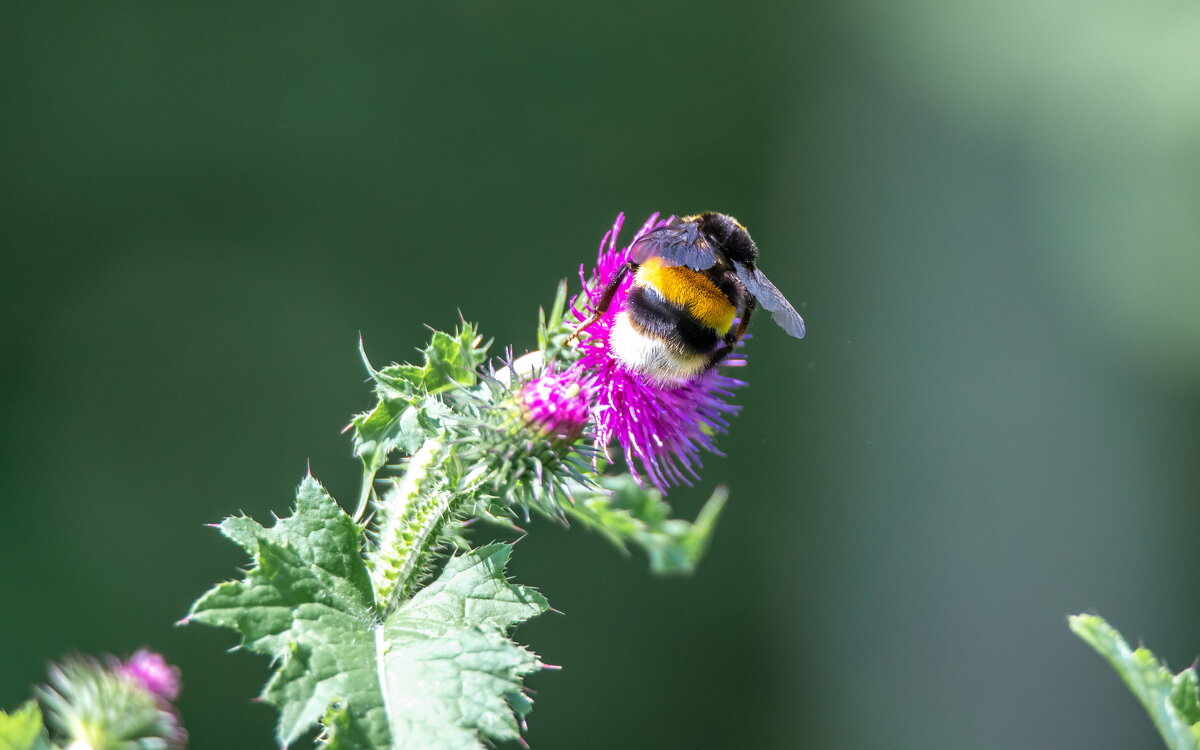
0 702 53 750
187 477 548 749
1069 613 1200 750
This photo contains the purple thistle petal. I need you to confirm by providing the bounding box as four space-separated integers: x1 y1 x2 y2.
519 369 591 445
569 213 747 491
118 649 182 702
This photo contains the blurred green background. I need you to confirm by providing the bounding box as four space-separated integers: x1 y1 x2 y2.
3 2 1199 748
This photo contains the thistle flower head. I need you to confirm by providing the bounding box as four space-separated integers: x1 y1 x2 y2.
570 212 747 491
39 652 186 750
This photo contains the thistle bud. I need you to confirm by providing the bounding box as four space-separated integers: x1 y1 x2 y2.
40 652 186 750
519 370 590 446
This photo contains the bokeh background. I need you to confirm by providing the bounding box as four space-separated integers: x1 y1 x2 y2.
3 2 1199 748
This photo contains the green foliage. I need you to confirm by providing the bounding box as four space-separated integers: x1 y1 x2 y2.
354 320 594 528
349 324 489 518
188 478 546 749
536 280 583 369
566 476 728 575
0 703 52 750
352 545 545 750
1070 614 1200 750
189 311 732 748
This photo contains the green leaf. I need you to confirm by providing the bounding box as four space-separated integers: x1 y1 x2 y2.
374 363 428 394
421 327 486 392
321 703 374 750
1174 670 1200 727
188 477 547 750
349 326 488 518
0 702 53 750
564 475 728 575
373 545 546 748
1069 614 1200 750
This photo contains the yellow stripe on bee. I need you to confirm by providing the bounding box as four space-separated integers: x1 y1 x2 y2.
636 257 736 334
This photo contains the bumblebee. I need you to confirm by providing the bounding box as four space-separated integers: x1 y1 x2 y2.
574 212 805 384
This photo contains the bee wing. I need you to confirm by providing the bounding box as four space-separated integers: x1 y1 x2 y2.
630 223 719 270
734 261 806 338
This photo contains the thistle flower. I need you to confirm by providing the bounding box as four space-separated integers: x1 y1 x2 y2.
116 649 181 703
39 652 187 750
518 367 590 446
454 356 595 521
570 212 747 491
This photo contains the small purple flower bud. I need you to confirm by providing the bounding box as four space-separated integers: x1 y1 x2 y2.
519 370 590 445
118 649 181 702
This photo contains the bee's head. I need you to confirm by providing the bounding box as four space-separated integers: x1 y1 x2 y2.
698 212 758 265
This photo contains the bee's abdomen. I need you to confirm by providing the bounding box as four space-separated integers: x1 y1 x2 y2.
636 258 736 334
608 285 720 384
625 285 719 354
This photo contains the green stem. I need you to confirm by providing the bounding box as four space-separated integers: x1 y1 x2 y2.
367 438 462 613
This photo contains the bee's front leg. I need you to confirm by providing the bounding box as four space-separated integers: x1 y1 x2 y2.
567 261 636 343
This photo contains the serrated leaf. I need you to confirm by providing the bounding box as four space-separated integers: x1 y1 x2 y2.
188 477 547 750
376 545 546 748
351 328 488 518
0 702 53 750
375 363 427 394
1070 614 1200 750
421 328 484 392
564 475 727 575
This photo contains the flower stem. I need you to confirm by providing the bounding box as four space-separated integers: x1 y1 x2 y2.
367 438 466 613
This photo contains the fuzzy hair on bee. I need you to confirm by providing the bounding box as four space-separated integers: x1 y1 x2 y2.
572 212 805 386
